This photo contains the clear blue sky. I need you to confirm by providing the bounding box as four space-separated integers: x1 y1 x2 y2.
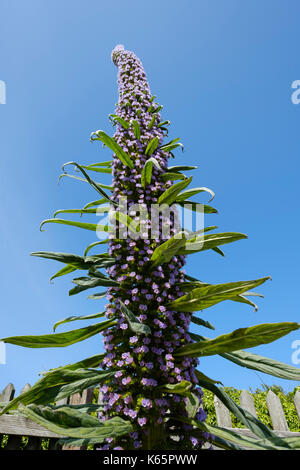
1 0 300 395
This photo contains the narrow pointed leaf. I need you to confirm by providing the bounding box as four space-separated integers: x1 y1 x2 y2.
54 207 109 218
80 165 112 174
119 301 151 335
69 276 119 295
145 136 159 156
179 232 247 255
82 161 112 168
177 200 218 214
212 246 225 256
31 251 92 269
0 368 115 414
87 292 107 300
39 219 113 233
157 120 170 128
167 165 197 172
83 199 108 209
1 320 116 349
59 173 113 191
161 172 186 182
109 114 130 129
194 372 294 447
90 130 133 168
84 239 109 256
151 232 187 266
50 264 77 282
158 380 192 396
53 311 106 332
191 316 215 330
109 210 140 234
147 114 157 130
44 353 105 374
158 177 192 205
220 349 300 380
141 157 162 188
61 161 116 204
176 187 215 203
167 277 270 312
19 404 133 442
160 138 183 153
175 322 300 357
130 119 141 139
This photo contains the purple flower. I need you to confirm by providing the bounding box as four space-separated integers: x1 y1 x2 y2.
138 417 147 427
141 398 152 408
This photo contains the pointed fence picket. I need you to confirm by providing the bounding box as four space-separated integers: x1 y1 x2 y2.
0 383 300 450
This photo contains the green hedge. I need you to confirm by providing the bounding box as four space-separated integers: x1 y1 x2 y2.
202 385 300 432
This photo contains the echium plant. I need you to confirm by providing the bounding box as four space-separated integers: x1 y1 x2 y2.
1 45 300 451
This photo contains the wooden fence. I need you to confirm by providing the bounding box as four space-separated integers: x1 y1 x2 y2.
1 383 300 450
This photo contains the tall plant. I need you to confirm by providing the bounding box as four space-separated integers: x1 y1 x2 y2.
1 45 300 451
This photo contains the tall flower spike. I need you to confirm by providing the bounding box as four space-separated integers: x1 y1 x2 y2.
7 43 292 452
97 45 208 450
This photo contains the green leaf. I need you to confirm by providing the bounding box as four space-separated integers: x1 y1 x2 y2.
53 311 106 332
109 114 130 129
150 232 187 266
39 219 113 233
212 246 225 256
175 322 300 357
109 210 140 234
1 320 116 349
157 120 170 128
87 292 107 300
81 161 112 168
185 392 200 418
0 368 114 415
83 239 109 256
177 200 218 214
62 161 115 196
176 187 215 203
158 380 192 396
161 172 186 182
57 353 105 372
80 165 112 174
19 404 133 442
194 369 222 385
167 165 197 172
130 119 141 139
158 177 193 205
147 114 157 130
153 104 163 113
145 136 159 156
167 277 270 312
90 130 134 168
83 199 108 209
178 232 247 255
199 370 283 442
119 301 151 335
191 316 215 330
53 207 109 217
69 276 119 295
50 264 77 282
141 157 162 189
220 349 300 380
159 138 183 153
182 276 262 310
181 418 287 450
59 169 114 197
31 251 93 269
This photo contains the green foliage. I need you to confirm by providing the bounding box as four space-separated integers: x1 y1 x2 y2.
202 386 300 432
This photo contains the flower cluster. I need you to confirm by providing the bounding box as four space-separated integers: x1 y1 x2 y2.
98 45 209 450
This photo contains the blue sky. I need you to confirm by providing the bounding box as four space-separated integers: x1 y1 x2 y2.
1 0 300 395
